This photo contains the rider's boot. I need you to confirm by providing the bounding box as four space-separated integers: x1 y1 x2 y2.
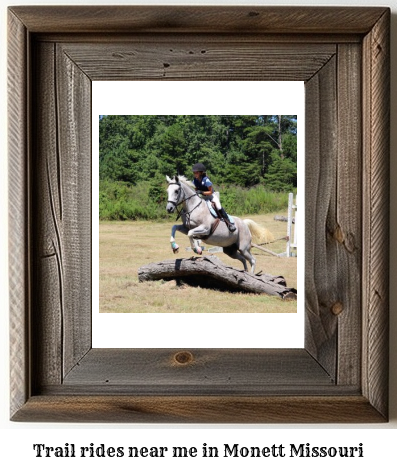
219 208 236 232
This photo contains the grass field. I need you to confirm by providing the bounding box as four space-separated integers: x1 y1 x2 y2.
99 213 297 313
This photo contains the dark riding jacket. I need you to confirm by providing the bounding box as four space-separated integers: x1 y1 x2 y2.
193 176 213 193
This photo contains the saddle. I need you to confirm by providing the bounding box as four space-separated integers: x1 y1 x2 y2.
196 201 234 240
199 217 220 240
205 200 235 224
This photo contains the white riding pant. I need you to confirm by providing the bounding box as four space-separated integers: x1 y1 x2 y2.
203 192 221 210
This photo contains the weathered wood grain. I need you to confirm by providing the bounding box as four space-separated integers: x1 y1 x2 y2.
362 9 390 419
64 349 331 391
32 42 63 387
336 43 362 386
60 43 335 82
34 33 363 45
9 6 387 34
11 395 385 424
8 9 29 419
304 56 338 378
8 6 390 423
56 45 92 377
32 42 92 386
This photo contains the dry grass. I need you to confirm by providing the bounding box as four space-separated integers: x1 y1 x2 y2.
99 213 297 313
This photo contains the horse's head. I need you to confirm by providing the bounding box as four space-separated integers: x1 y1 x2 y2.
166 175 182 213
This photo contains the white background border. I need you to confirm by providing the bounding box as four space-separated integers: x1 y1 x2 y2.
92 81 305 348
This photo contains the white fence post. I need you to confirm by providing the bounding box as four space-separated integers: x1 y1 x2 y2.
286 193 297 257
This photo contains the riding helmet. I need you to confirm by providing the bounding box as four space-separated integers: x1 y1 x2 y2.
192 163 206 172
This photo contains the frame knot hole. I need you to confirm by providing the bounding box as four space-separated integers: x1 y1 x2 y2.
174 351 194 365
331 301 344 316
333 225 357 253
333 225 344 244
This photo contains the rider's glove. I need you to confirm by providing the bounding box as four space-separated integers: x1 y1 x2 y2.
196 190 203 195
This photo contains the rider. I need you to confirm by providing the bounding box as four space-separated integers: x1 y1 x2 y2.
192 163 236 232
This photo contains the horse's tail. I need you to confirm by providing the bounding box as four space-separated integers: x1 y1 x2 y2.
243 219 274 244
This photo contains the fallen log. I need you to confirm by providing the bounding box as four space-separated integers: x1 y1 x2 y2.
138 256 297 300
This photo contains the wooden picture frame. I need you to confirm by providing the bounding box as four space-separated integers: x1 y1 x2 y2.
8 6 390 423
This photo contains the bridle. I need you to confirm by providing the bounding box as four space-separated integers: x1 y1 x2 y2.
167 181 202 222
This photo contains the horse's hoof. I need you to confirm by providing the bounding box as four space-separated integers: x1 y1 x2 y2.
171 242 179 254
193 247 203 255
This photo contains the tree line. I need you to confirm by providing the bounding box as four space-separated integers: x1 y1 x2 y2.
99 115 297 220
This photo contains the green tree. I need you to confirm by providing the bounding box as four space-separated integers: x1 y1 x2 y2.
98 114 298 191
264 152 297 192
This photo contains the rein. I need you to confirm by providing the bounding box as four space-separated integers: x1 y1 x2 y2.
167 182 202 222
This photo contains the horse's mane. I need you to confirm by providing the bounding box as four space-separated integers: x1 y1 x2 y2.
178 175 195 189
167 175 195 190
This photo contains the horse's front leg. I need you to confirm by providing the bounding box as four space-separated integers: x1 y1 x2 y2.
188 236 203 255
170 224 188 254
188 225 210 255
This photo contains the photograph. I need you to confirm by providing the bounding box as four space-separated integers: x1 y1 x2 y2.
98 114 299 314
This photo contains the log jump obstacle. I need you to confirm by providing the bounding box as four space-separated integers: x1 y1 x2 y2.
138 255 297 299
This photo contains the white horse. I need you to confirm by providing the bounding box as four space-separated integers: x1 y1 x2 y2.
165 175 273 273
